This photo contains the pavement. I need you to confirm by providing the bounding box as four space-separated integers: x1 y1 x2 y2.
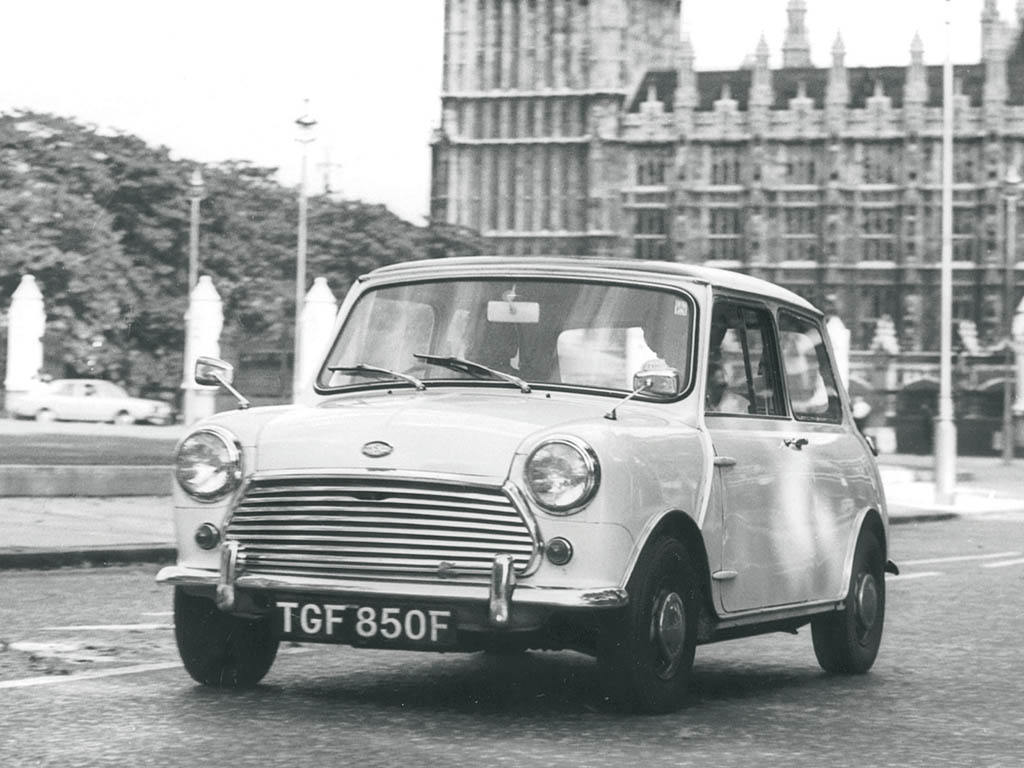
1 426 1022 569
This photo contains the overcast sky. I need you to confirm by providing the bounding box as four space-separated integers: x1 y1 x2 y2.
0 1 1013 224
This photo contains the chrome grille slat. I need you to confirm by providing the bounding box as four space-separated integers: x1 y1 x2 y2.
227 476 537 580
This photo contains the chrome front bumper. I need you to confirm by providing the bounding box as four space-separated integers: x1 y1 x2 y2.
157 543 627 628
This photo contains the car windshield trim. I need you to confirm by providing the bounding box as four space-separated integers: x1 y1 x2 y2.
315 275 698 402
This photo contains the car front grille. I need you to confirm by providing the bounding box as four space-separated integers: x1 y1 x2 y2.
225 475 538 581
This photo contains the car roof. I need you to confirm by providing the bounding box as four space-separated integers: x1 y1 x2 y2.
362 256 819 314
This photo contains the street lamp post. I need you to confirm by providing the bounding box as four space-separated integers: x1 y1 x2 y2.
182 168 205 425
1003 167 1020 464
934 0 957 504
293 105 317 403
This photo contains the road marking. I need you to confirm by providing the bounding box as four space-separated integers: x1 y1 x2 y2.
41 623 172 631
899 551 1021 567
141 611 173 617
889 571 942 581
981 558 1024 569
0 662 183 690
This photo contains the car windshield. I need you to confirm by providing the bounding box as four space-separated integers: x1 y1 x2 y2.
318 278 695 394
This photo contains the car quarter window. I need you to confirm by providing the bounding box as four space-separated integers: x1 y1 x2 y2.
778 311 843 424
706 300 785 417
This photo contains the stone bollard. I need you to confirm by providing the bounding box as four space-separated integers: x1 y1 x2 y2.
182 276 223 425
297 277 337 396
4 275 46 415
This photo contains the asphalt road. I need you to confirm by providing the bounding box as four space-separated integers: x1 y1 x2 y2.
2 512 1023 767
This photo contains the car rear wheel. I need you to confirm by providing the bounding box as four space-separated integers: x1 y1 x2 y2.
174 588 279 688
113 411 135 426
597 537 697 713
811 529 885 674
35 408 55 423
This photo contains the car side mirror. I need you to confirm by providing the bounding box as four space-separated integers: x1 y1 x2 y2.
195 356 234 387
632 367 681 398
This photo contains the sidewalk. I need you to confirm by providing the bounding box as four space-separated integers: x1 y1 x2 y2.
0 454 1021 569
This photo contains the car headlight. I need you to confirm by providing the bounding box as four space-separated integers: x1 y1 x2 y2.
175 427 242 502
524 437 599 514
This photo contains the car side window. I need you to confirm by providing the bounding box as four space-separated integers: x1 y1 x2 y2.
706 301 784 417
778 311 842 424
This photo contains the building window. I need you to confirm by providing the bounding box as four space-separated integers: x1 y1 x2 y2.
856 284 899 348
634 209 670 260
635 210 666 235
711 146 743 185
862 143 899 184
783 145 820 185
860 207 897 261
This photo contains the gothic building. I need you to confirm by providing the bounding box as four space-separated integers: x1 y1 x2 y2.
430 0 1024 360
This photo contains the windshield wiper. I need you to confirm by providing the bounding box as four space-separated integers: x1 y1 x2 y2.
413 353 531 393
328 363 426 391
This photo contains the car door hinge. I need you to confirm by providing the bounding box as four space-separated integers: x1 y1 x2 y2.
711 570 738 581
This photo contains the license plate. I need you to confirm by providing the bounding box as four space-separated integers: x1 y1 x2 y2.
273 598 457 650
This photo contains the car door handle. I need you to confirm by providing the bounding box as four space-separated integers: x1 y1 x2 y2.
783 437 809 450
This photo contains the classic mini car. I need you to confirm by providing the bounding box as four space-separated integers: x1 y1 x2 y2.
157 257 897 713
11 378 174 425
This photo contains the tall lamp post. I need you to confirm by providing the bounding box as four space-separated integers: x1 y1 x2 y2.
934 0 957 504
293 105 317 403
182 168 205 425
1003 167 1020 464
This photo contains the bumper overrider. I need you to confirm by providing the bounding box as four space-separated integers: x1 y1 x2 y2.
156 543 627 628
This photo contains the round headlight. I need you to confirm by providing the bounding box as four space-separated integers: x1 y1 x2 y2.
175 427 242 502
524 438 599 514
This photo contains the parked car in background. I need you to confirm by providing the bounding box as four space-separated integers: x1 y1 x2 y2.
159 256 896 713
11 378 175 425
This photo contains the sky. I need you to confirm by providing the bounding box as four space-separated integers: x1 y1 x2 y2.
0 1 1016 225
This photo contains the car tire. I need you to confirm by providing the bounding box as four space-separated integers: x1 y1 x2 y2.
811 529 885 674
113 411 135 426
597 537 697 714
173 588 279 688
35 409 55 423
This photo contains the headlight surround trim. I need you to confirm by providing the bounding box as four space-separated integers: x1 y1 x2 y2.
524 436 600 515
174 426 243 502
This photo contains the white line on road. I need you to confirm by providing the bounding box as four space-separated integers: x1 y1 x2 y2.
981 558 1024 569
41 623 172 631
0 662 182 690
898 551 1021 567
889 571 942 581
141 611 173 617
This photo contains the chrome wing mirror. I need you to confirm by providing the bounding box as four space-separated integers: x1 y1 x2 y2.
194 356 250 409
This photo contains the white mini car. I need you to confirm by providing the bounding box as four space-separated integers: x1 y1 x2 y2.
158 257 895 712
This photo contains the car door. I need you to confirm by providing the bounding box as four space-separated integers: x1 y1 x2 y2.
774 309 864 604
705 299 819 613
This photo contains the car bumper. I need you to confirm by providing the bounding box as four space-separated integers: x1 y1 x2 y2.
157 544 627 629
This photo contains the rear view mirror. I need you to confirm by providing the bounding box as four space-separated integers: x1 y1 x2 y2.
195 356 234 387
487 300 539 324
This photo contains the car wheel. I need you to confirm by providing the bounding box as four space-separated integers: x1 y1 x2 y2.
597 537 697 713
811 529 885 674
34 408 56 423
173 588 279 688
113 411 135 426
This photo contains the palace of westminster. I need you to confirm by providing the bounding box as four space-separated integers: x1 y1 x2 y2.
429 1 1024 447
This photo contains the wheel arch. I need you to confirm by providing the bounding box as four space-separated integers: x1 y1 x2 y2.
625 510 715 637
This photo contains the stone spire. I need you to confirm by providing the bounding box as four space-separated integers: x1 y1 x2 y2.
750 34 773 134
782 0 812 68
982 0 1000 55
906 32 928 106
826 33 848 112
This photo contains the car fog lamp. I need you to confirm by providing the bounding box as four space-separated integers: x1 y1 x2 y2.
175 427 241 502
194 523 221 550
525 438 599 514
545 537 573 566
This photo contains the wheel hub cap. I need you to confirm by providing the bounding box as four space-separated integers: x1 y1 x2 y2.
855 574 878 633
653 591 686 678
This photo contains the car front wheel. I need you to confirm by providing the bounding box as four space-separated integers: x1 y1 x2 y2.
811 529 886 674
597 537 698 713
174 588 279 688
35 408 55 423
113 411 135 426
